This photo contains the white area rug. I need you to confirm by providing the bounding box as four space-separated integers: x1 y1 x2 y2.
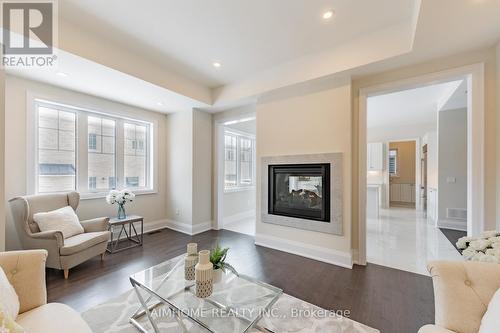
82 256 379 333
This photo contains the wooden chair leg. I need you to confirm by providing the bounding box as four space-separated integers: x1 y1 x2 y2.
63 269 69 279
100 253 105 261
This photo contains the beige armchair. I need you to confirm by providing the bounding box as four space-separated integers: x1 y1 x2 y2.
0 250 92 332
419 261 500 333
9 191 110 279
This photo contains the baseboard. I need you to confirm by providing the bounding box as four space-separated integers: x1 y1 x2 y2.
437 219 467 231
223 210 255 226
192 221 213 235
164 219 213 236
254 233 353 269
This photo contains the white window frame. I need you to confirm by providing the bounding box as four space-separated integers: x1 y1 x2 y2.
224 129 256 192
28 98 156 198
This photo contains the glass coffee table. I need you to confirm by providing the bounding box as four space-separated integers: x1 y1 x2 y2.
129 255 282 333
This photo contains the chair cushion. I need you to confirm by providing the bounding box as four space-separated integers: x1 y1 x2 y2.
0 266 20 319
60 231 110 256
16 303 92 333
33 206 84 239
478 288 500 333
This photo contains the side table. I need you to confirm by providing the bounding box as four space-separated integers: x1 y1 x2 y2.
107 215 144 253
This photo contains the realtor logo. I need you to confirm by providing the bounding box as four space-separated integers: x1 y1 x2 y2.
1 0 58 68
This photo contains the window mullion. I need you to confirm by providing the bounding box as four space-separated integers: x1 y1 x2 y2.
116 119 125 189
77 112 88 192
236 136 241 187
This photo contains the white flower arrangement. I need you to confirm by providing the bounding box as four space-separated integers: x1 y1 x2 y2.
457 230 500 264
105 189 136 206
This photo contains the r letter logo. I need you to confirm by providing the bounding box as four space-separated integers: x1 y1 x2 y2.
1 0 58 68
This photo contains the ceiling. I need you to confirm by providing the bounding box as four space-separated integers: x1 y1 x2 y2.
367 80 465 129
5 50 209 113
6 0 500 113
60 0 414 88
225 119 256 135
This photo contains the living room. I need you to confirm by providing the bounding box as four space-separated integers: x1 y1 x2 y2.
1 1 500 333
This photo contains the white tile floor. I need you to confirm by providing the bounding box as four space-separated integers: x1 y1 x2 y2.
367 207 463 275
223 218 255 236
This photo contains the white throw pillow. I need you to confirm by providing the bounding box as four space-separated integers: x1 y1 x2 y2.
478 288 500 333
33 206 84 239
0 267 20 320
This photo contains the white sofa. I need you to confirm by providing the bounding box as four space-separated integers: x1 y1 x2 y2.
419 261 500 333
0 250 92 333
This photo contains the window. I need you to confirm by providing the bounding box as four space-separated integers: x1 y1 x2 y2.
88 116 116 191
34 101 153 195
239 137 253 185
37 107 76 193
224 130 255 190
126 177 139 187
224 134 237 188
124 123 148 188
88 133 97 150
108 176 116 189
389 149 398 176
88 176 97 189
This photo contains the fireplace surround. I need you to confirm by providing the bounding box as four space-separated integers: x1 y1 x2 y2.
261 153 343 235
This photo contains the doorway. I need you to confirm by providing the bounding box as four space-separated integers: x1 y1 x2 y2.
216 115 256 236
361 67 483 274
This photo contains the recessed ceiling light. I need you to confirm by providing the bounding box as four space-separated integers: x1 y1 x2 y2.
56 72 68 77
322 10 334 20
213 62 221 68
157 102 164 106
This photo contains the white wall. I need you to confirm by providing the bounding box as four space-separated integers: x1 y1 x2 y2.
438 108 467 227
4 75 169 250
192 109 212 226
223 189 255 223
0 71 5 251
165 110 193 225
256 77 352 266
367 122 436 142
165 109 213 234
497 42 500 229
422 131 438 189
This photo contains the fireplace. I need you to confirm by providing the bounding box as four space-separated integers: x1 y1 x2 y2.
268 163 330 222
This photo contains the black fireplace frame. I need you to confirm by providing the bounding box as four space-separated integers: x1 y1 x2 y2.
268 163 330 222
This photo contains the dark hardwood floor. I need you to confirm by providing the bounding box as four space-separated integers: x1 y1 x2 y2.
46 229 434 333
439 228 466 252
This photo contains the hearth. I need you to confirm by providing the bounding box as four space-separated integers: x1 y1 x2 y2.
268 163 330 222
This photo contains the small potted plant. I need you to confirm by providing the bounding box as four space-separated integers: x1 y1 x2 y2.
106 189 135 219
209 244 235 282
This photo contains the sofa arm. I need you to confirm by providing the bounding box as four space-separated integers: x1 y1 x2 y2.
0 250 48 314
30 230 64 247
80 217 109 232
418 325 456 333
427 261 500 333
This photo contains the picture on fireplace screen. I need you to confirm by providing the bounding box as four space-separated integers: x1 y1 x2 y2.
268 164 330 222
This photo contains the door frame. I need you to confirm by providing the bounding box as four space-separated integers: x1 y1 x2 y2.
357 63 485 265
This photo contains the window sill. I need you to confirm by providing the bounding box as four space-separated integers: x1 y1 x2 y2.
80 189 157 200
224 186 255 194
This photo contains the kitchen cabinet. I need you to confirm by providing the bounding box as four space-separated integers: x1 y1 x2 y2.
367 142 384 171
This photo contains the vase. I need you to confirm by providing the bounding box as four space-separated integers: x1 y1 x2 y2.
117 204 126 219
184 243 198 280
213 268 223 283
195 250 213 298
